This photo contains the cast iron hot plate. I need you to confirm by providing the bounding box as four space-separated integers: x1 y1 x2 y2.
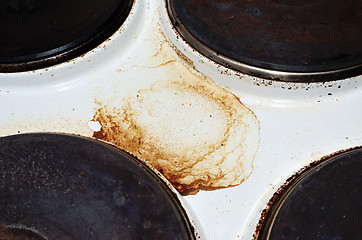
167 0 362 82
0 133 195 240
0 0 133 72
257 147 362 239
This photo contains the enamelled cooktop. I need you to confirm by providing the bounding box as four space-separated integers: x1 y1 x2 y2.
0 0 361 239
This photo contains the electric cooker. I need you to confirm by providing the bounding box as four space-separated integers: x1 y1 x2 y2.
0 0 361 239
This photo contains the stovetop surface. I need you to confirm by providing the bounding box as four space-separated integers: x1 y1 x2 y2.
0 1 361 239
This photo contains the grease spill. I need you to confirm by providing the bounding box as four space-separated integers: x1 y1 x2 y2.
92 77 259 195
91 24 260 195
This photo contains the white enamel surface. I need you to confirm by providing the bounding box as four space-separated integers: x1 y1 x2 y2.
1 0 362 239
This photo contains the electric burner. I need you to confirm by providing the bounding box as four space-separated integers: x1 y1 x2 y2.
0 133 195 240
1 1 362 239
0 0 133 72
256 147 362 239
167 0 362 82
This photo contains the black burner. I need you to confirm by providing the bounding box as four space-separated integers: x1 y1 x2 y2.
167 0 362 82
0 133 195 240
0 227 47 240
257 147 362 239
0 0 133 72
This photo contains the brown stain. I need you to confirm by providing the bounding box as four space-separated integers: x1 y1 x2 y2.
116 60 177 72
0 227 12 239
252 146 361 239
92 20 259 195
158 26 202 77
169 44 198 74
92 70 260 195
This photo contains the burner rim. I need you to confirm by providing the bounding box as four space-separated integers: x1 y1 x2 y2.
166 0 362 83
254 146 362 239
0 0 134 73
0 132 197 240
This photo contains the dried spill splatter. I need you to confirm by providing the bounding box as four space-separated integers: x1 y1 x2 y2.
93 78 259 195
91 28 260 195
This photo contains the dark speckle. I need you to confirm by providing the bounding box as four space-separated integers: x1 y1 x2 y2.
244 7 262 17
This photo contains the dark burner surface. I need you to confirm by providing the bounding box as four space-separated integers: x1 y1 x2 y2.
168 0 362 82
0 227 47 240
0 133 195 240
0 0 133 72
258 147 362 239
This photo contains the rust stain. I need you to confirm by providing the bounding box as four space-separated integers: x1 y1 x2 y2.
92 70 260 195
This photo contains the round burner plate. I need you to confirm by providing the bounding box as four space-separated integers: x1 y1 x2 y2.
167 0 362 82
257 147 362 239
0 133 195 240
0 0 133 72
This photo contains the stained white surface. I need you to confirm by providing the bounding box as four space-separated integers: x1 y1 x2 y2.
0 1 361 239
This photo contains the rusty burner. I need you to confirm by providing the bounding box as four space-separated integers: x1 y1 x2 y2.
254 147 362 239
0 133 195 240
167 0 362 82
0 0 133 73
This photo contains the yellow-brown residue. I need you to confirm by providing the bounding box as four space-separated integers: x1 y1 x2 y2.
92 22 260 195
116 60 177 72
93 73 260 195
